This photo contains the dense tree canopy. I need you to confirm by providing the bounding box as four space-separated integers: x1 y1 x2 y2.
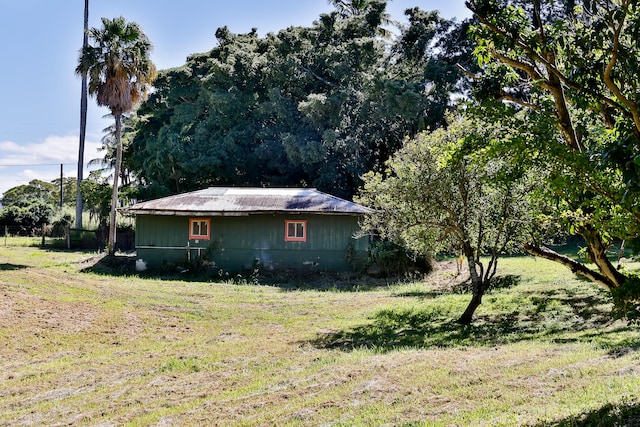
127 3 474 199
466 0 640 318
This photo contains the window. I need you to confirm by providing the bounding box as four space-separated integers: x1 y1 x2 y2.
285 220 307 242
189 218 211 240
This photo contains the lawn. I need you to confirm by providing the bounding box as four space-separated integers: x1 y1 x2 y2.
0 244 639 426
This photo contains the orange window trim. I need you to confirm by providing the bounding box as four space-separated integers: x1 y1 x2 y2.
285 220 307 242
189 218 211 240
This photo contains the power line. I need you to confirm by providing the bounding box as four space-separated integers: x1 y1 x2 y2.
0 163 77 167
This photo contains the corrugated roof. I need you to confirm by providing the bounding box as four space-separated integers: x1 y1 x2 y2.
126 187 372 216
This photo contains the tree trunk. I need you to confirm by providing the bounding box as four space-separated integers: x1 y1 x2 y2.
75 0 89 229
579 225 626 288
108 114 123 256
456 242 487 324
457 291 483 325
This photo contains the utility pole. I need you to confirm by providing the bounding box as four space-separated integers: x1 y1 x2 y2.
75 0 89 229
60 164 63 208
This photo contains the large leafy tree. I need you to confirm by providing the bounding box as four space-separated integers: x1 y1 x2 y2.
466 0 640 318
77 16 156 255
128 3 473 199
1 180 57 208
358 116 539 323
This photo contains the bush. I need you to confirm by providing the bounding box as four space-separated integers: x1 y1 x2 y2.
0 200 54 235
367 240 432 277
50 214 73 237
611 275 640 323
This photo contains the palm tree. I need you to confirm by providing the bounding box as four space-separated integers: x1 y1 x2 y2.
76 16 156 255
329 0 375 17
327 0 396 37
76 0 89 229
88 115 135 187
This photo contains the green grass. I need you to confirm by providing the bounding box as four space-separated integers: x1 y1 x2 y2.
0 244 639 426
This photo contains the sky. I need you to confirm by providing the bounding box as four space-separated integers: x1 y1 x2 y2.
0 0 471 198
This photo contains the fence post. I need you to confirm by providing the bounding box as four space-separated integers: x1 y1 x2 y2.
66 225 71 250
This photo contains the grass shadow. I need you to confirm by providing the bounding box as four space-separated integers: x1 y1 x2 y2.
311 282 640 353
0 263 28 271
531 399 640 426
256 270 401 292
311 308 526 351
80 254 134 273
80 254 402 290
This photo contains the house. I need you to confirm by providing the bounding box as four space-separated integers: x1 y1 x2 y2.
126 187 372 273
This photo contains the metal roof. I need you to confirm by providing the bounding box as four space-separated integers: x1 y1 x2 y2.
126 187 372 216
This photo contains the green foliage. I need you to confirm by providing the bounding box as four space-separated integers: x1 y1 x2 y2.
358 115 538 258
611 275 640 324
358 114 543 322
1 180 57 208
127 4 475 199
367 240 432 277
78 15 157 256
76 16 156 113
468 0 640 239
51 177 78 207
0 180 60 234
50 214 73 238
0 200 54 234
467 0 640 311
80 171 112 228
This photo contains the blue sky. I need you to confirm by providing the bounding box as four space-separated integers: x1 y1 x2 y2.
0 0 470 197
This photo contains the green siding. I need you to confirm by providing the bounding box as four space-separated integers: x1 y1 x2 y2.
135 214 369 272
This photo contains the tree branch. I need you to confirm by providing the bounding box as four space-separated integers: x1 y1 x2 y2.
602 8 640 133
299 66 338 89
523 242 614 291
468 2 631 138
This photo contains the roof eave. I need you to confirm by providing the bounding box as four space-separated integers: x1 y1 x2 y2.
126 209 369 216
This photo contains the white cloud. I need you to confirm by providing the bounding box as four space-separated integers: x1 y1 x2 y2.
0 134 103 197
0 134 101 166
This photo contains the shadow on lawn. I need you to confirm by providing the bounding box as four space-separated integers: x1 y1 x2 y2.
0 263 27 271
311 278 640 352
80 254 137 276
532 399 640 427
80 254 402 291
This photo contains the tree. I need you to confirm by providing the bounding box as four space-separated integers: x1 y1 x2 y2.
51 177 78 207
77 16 156 255
80 170 113 231
2 180 58 206
128 5 473 200
465 0 640 318
358 116 539 323
76 0 89 229
328 0 396 38
0 180 58 235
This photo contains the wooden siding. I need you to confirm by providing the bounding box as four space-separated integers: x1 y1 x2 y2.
135 214 369 272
